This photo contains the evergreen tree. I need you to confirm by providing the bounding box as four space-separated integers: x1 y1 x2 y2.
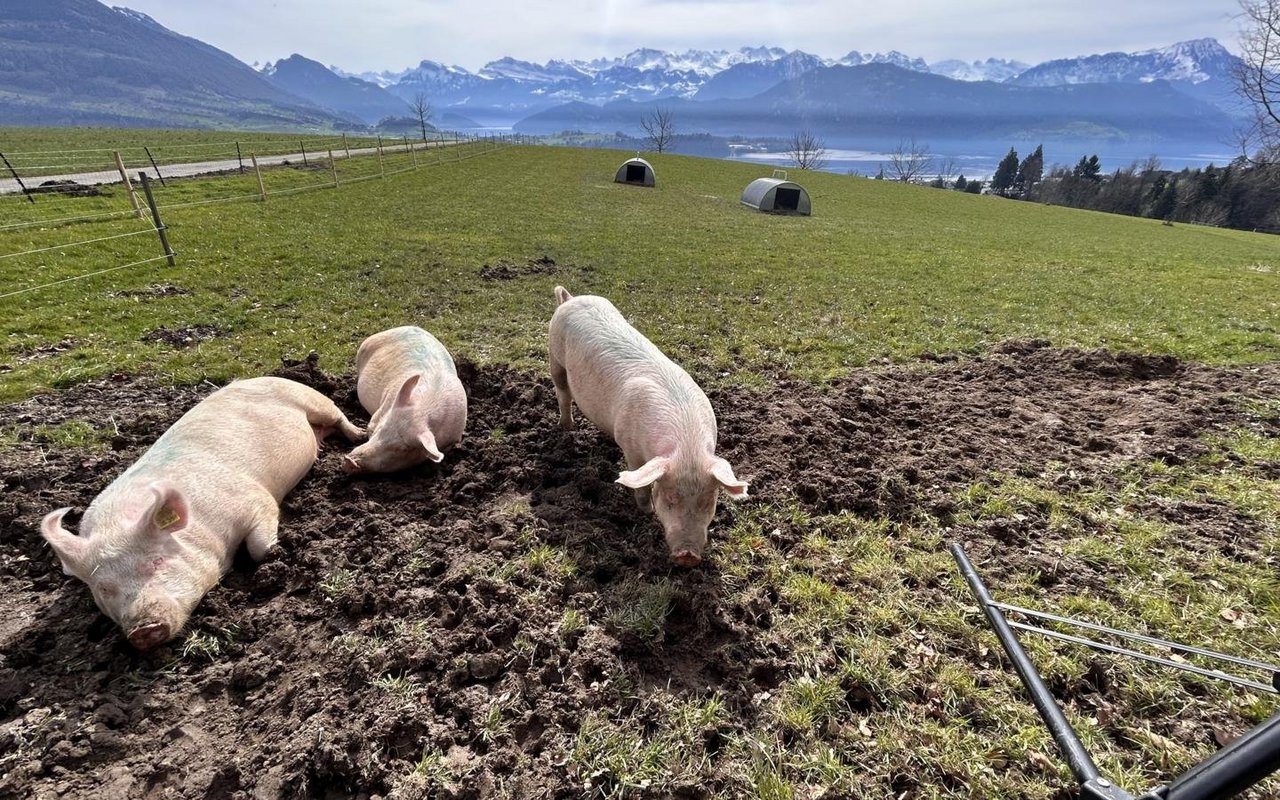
954 174 968 191
965 179 983 194
991 147 1019 195
1073 154 1102 182
1014 144 1044 198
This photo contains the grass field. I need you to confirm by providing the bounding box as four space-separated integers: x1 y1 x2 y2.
0 140 1277 799
0 126 427 179
0 145 1275 401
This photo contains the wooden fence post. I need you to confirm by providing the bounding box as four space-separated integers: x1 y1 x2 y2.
236 142 245 174
342 133 351 159
328 150 339 187
138 173 176 266
377 141 385 177
411 138 419 168
114 150 144 219
251 154 266 201
300 142 309 167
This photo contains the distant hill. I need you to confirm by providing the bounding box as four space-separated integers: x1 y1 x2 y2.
262 55 410 124
0 0 343 129
515 63 1234 146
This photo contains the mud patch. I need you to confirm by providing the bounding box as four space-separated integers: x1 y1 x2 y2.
28 180 103 198
3 338 80 371
479 255 560 280
110 284 192 299
140 324 226 348
0 347 1275 798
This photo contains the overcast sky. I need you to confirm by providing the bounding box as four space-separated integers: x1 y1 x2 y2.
112 0 1244 73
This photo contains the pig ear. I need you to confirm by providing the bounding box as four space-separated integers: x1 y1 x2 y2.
617 456 669 489
41 507 87 576
709 458 749 499
418 429 445 463
140 482 189 534
395 374 421 408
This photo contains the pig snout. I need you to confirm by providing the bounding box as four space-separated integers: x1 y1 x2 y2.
127 622 172 650
670 549 702 568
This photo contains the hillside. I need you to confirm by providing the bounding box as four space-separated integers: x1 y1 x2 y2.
263 55 410 125
0 0 343 129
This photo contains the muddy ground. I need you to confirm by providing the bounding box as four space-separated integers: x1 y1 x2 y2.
0 345 1276 799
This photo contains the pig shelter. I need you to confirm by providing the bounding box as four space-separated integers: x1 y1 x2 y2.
741 177 811 215
614 157 656 187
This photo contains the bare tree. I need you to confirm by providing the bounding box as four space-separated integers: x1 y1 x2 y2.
1236 0 1280 155
640 106 676 153
411 92 433 142
785 129 829 171
887 138 934 183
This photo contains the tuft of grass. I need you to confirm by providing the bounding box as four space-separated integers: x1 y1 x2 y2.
180 626 238 662
318 569 355 603
371 674 418 703
606 577 675 639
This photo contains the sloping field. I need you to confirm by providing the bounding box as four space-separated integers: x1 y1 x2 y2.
0 144 1277 799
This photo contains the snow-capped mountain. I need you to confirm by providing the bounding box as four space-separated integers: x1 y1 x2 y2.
929 57 1029 82
1010 38 1236 86
839 50 930 72
320 38 1245 121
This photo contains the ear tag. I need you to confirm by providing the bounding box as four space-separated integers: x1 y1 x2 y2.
154 507 181 528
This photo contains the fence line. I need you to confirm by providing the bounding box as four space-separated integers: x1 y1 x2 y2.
0 227 154 260
0 254 174 300
0 137 516 302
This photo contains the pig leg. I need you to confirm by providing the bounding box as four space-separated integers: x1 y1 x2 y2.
624 452 654 512
550 356 574 430
244 494 281 561
301 395 366 445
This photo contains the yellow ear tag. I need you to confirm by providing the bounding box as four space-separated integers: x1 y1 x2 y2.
154 507 180 528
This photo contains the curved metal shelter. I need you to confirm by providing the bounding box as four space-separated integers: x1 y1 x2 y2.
614 157 656 187
740 177 811 215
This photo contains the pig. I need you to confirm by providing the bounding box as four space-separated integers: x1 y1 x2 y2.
342 326 467 474
39 376 365 650
548 286 748 566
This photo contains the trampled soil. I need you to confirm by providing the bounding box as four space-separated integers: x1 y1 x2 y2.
0 346 1276 799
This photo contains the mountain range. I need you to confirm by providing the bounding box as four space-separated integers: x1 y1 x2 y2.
0 0 1250 153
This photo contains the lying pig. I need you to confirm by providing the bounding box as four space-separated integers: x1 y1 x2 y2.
548 286 748 566
40 377 364 650
343 326 467 474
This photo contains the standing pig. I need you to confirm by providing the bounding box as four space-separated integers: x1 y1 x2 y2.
342 326 467 474
40 377 364 650
548 286 748 566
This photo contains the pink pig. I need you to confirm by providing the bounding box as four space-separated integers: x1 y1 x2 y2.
343 326 467 474
40 377 364 650
548 286 748 566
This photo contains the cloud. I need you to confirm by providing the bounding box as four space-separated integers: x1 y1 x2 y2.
111 0 1243 73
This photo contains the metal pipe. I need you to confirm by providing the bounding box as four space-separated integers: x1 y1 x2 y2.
949 544 1105 787
994 602 1280 681
1163 710 1280 800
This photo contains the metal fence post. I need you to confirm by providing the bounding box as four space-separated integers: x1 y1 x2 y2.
0 151 34 203
138 172 176 266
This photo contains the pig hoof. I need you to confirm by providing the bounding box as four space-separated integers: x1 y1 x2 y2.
127 622 172 650
342 455 362 474
670 550 702 568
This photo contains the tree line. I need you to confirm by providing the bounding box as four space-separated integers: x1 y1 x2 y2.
979 144 1280 234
